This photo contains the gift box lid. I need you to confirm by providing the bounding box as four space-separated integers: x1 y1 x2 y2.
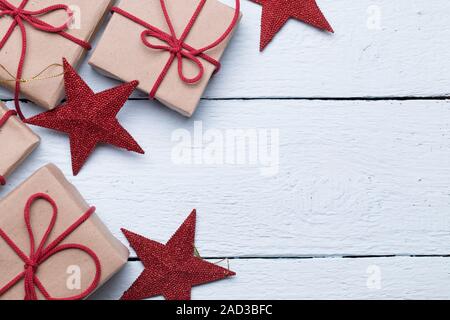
0 102 40 181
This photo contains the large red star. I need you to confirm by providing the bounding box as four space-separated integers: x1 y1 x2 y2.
121 210 235 300
26 58 144 175
252 0 333 51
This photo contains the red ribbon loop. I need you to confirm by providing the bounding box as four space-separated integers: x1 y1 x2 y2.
112 0 240 99
141 29 205 84
0 193 101 300
0 0 92 121
0 0 73 33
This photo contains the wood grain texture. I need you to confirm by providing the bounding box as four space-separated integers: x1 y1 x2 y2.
1 0 450 100
1 0 450 300
91 257 450 300
2 99 449 258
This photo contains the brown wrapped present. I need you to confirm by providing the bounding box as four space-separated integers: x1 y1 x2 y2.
0 164 129 300
0 0 114 111
0 101 39 186
89 0 241 117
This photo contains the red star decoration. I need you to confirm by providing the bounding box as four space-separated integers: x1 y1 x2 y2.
26 58 144 175
251 0 333 51
121 210 235 300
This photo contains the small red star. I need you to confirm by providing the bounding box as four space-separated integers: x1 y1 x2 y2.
26 58 144 175
252 0 334 51
121 210 235 300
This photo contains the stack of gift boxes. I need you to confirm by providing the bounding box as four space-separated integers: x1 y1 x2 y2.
0 0 241 299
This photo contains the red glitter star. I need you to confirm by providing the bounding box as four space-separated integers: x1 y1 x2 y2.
121 210 235 300
252 0 334 51
26 58 144 175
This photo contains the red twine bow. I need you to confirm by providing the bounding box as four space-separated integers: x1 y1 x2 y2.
0 0 92 121
0 109 17 186
111 0 240 99
0 193 101 300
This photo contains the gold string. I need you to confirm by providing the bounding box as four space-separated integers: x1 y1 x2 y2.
214 258 231 271
194 245 231 271
0 63 64 84
194 245 202 258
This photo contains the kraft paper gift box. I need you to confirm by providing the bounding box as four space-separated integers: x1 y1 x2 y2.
89 0 241 117
0 101 39 186
0 0 114 110
0 164 129 300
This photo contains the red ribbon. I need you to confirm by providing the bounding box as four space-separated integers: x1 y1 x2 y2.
111 0 240 99
0 109 17 186
0 193 101 300
0 0 92 121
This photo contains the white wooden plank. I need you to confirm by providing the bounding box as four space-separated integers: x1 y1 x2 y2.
2 0 450 101
91 257 450 300
2 99 450 257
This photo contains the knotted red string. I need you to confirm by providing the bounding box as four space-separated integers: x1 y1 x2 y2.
0 109 17 186
111 0 240 99
0 0 92 121
0 193 101 300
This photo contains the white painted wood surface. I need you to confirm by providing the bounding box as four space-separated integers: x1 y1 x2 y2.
91 257 450 300
2 0 450 100
1 0 450 299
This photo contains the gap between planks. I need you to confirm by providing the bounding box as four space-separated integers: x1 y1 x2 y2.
127 254 450 262
3 96 450 103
